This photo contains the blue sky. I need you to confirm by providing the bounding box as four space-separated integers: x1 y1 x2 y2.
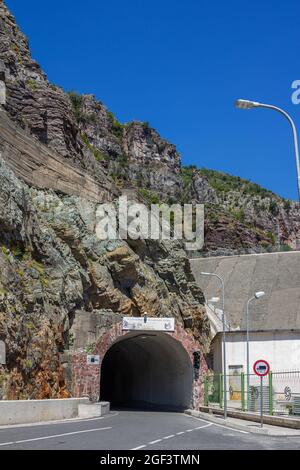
5 0 300 199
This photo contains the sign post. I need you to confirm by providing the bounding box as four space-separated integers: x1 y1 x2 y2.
0 341 6 365
253 359 270 428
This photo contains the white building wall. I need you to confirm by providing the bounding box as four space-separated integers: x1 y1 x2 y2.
213 331 300 374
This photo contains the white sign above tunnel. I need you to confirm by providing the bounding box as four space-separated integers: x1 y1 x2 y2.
122 317 175 332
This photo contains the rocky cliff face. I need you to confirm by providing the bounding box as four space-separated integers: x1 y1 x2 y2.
198 169 300 254
0 153 209 399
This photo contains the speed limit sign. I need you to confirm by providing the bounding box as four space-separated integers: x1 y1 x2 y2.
253 359 270 377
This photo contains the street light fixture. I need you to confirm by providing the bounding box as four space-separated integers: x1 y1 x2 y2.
246 291 265 410
235 99 260 109
235 99 300 202
255 291 265 299
200 271 228 420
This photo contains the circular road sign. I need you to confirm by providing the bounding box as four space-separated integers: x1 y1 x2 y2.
253 359 270 377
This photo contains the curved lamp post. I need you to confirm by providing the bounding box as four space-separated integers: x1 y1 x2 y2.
246 291 265 409
235 99 300 202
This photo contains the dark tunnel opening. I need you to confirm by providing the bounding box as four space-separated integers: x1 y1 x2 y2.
100 332 193 410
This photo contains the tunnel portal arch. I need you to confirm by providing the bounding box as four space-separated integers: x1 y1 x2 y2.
100 331 193 410
71 322 206 410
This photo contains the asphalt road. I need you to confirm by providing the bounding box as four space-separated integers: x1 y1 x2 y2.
0 409 299 450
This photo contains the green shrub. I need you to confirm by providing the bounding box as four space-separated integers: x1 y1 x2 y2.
269 200 279 216
283 199 292 212
138 189 161 205
68 91 97 124
280 244 293 252
85 343 96 354
49 83 60 92
232 208 245 223
68 333 75 347
1 246 8 256
199 167 275 199
116 155 129 168
11 243 25 260
24 359 33 369
109 171 127 184
27 79 38 91
68 91 83 115
107 111 124 139
266 231 276 245
181 166 196 203
81 133 106 161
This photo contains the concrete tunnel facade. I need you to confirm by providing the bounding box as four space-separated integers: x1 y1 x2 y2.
71 322 207 410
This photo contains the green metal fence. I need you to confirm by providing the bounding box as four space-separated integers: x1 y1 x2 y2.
204 370 300 416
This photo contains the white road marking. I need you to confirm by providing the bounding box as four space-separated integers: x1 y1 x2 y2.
210 422 249 434
0 426 112 447
132 422 214 450
149 439 162 444
194 423 213 430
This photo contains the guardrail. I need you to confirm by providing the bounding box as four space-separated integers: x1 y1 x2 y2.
204 370 300 416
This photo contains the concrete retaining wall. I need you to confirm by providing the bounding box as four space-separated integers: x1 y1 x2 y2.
190 251 300 330
0 398 90 426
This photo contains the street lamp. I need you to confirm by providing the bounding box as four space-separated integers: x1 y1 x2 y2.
246 291 265 410
235 99 300 202
199 271 228 420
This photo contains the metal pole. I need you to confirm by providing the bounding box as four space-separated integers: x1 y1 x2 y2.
269 371 273 416
260 375 263 428
257 103 300 202
241 372 245 412
246 297 254 411
220 276 227 420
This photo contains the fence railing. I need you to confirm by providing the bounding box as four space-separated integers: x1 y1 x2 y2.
204 370 300 416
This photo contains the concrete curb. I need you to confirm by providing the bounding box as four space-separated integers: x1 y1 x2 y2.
198 405 300 429
185 410 300 436
78 402 110 418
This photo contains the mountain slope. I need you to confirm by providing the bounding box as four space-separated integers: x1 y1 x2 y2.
1 0 299 256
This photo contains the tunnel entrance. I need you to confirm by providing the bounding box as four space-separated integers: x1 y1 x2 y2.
100 332 193 410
